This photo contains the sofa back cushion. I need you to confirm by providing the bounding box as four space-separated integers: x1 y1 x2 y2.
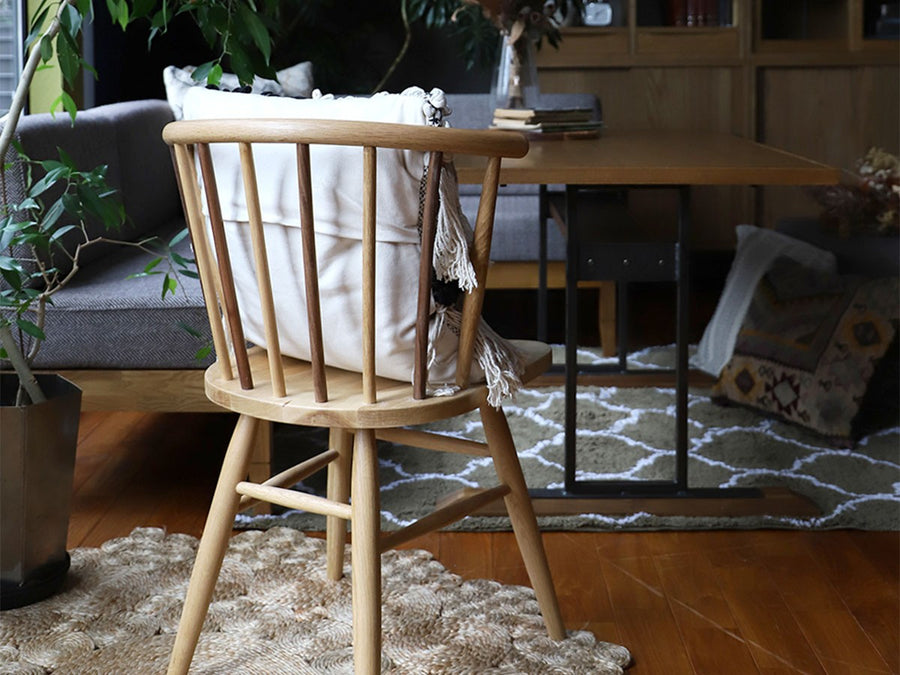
9 99 180 275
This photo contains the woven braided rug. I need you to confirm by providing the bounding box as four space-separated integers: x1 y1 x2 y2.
237 346 900 533
0 528 631 674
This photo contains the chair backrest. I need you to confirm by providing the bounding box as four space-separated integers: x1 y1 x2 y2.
164 118 528 405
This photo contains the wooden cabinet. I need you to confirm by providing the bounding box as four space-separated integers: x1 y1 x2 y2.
536 0 899 248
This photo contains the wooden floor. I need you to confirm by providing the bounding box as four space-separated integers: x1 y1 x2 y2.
70 409 899 675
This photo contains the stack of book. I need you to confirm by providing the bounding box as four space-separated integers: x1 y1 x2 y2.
490 107 603 138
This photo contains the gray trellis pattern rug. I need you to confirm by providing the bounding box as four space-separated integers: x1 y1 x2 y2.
0 528 631 673
236 346 900 532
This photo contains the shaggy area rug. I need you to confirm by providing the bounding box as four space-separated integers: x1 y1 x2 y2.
237 347 900 533
0 528 631 674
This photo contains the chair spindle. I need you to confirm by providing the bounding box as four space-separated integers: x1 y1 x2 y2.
456 155 502 389
239 142 286 397
197 143 253 390
172 143 234 382
361 146 377 404
414 151 443 400
296 143 328 402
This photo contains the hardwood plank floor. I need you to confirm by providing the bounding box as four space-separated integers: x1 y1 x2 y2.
68 411 899 674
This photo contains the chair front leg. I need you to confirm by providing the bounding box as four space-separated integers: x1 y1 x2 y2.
350 428 381 675
326 427 353 581
480 403 566 641
168 414 260 675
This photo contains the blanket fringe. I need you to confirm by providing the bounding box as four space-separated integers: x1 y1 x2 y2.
407 86 520 406
434 163 477 292
414 87 478 292
426 306 524 407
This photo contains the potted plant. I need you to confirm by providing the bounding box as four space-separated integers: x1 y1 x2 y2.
0 0 277 609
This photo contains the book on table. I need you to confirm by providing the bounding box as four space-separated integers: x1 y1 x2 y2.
492 107 595 125
491 106 601 136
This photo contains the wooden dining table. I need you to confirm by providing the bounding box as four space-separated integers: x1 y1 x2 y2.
455 129 841 516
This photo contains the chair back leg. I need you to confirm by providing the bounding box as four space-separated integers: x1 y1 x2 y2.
168 415 260 674
479 403 566 641
350 428 382 673
326 427 353 580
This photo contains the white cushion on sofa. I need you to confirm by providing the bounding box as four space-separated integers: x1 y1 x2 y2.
164 62 314 120
692 225 837 376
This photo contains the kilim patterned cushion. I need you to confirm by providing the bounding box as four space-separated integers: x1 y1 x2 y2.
713 256 899 442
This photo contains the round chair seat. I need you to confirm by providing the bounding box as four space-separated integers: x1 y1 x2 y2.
205 339 551 429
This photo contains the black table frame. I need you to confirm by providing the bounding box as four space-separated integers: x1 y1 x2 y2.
534 183 762 502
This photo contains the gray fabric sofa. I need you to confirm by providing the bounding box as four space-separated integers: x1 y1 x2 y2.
1 92 600 411
5 100 207 372
2 100 216 411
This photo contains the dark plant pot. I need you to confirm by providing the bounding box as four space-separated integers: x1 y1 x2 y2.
0 374 82 610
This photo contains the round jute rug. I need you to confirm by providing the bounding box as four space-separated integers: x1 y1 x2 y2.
0 528 631 674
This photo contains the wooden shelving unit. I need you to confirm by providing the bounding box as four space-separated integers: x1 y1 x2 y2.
535 0 899 248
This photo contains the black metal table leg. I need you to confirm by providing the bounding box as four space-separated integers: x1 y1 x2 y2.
564 184 579 490
537 184 549 343
674 186 690 492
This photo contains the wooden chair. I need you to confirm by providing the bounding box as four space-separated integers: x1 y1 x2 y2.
163 118 566 674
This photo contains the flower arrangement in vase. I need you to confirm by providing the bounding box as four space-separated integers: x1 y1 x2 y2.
809 147 900 238
464 1 572 109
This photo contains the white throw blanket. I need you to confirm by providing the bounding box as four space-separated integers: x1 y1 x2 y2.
180 86 523 404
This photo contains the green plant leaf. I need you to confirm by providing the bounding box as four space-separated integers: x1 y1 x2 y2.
59 2 83 36
237 2 272 65
48 224 77 243
75 182 117 227
56 30 81 88
16 197 40 211
42 199 67 231
39 34 53 62
116 0 130 28
75 0 93 19
57 147 76 170
168 228 189 247
207 63 223 87
228 42 254 86
25 5 51 49
176 320 202 338
131 0 155 20
161 273 177 299
28 166 68 198
39 158 66 172
143 257 162 274
0 219 17 250
0 255 24 272
0 267 23 291
104 0 126 29
16 318 46 340
191 61 215 83
170 251 192 267
50 91 78 123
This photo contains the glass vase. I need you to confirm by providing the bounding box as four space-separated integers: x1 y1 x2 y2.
491 36 540 111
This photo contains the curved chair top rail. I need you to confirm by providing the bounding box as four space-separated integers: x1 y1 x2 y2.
163 118 529 159
164 117 528 409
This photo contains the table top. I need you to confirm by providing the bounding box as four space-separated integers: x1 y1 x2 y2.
454 129 840 186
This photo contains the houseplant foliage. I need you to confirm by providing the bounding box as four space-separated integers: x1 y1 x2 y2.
1 0 279 404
